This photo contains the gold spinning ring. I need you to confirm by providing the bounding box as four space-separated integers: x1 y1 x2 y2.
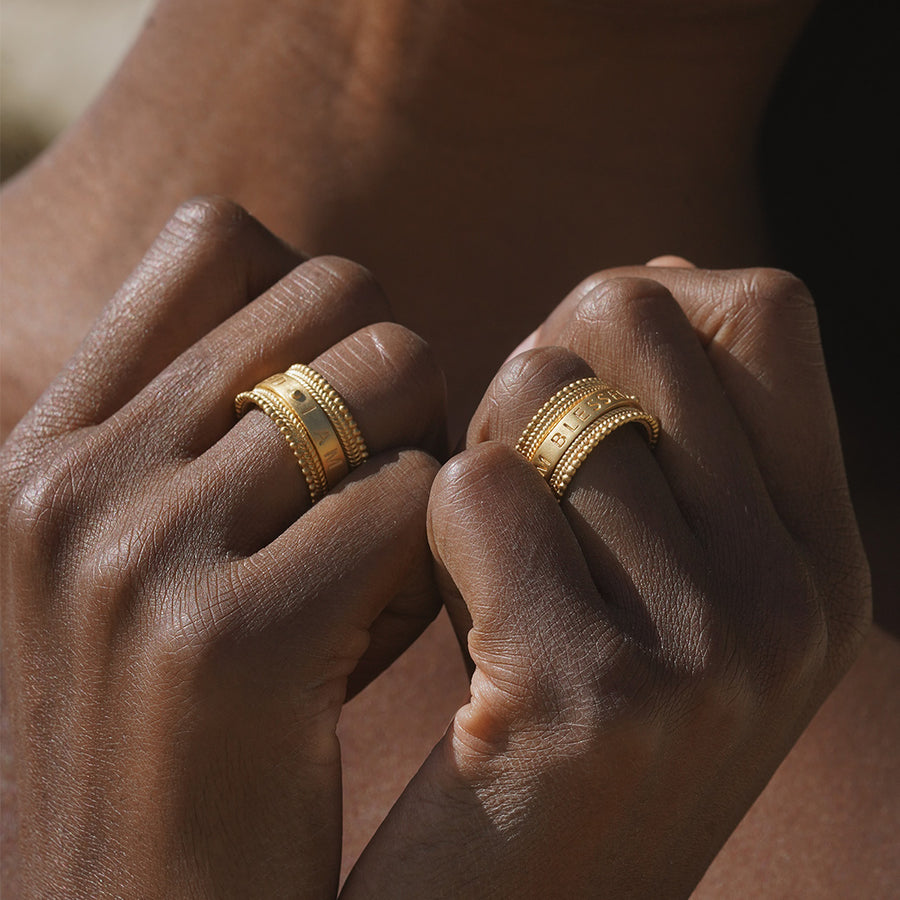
516 377 660 500
235 365 368 503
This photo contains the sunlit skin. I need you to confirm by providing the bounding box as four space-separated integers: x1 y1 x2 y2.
1 0 897 895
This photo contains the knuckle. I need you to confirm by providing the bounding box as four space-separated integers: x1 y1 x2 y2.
730 267 819 336
385 448 442 501
568 270 614 302
0 440 110 620
94 482 225 641
498 346 588 397
429 443 540 542
344 448 439 527
742 267 814 311
574 276 677 330
287 255 392 323
560 266 659 317
561 629 659 732
165 195 253 248
316 323 447 454
633 539 838 724
472 347 591 445
148 197 266 291
73 525 157 629
567 264 658 301
432 442 528 512
458 626 660 769
346 321 441 387
3 441 84 552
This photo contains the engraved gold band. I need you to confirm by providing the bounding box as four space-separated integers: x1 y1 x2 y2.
234 385 329 502
235 366 368 503
286 365 368 469
516 377 660 500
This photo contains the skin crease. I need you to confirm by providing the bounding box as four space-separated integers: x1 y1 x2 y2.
1 0 898 896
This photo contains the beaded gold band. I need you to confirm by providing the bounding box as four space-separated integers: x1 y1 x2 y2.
234 385 329 502
515 378 603 460
286 365 368 469
235 365 368 503
548 406 660 498
516 379 638 477
516 377 660 500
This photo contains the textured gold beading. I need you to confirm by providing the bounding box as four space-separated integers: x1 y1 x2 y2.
234 386 329 502
515 378 601 461
287 365 368 468
235 364 368 503
548 406 660 499
516 376 660 500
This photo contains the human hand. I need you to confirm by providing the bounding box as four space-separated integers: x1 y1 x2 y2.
341 263 871 898
0 198 445 898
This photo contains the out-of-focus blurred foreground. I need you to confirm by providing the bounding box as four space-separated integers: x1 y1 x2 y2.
1 0 153 181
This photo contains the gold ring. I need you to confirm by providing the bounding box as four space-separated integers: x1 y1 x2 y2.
235 365 368 503
516 377 660 500
234 385 329 502
286 365 368 469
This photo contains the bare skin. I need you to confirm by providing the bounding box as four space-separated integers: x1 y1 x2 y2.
1 206 449 897
338 262 872 896
2 0 897 895
1 0 816 437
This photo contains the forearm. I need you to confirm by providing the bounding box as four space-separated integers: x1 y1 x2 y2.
695 624 900 896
